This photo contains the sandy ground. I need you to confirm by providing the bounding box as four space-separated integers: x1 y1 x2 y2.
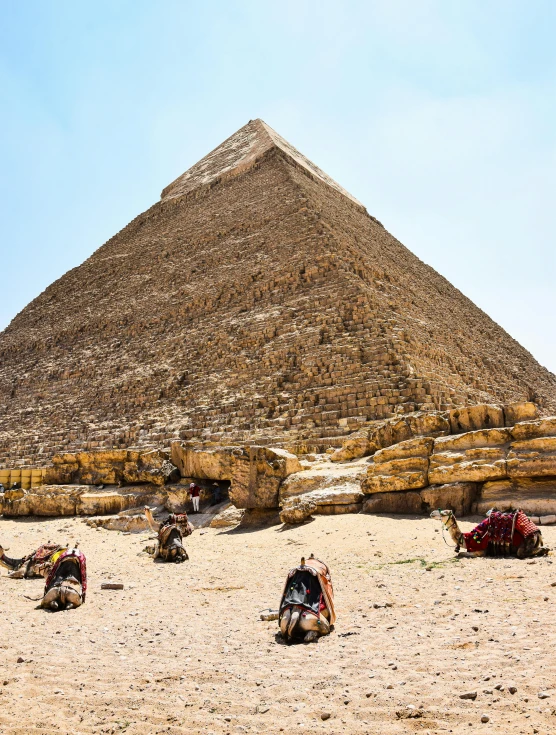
0 512 555 735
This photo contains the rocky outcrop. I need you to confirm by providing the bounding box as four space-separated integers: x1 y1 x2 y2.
476 478 556 515
448 404 505 434
362 482 477 516
280 496 318 525
363 437 433 493
210 505 245 528
45 449 179 487
1 484 168 517
170 443 301 509
279 460 365 520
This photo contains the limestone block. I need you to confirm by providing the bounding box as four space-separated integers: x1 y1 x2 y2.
363 457 429 494
280 496 318 524
507 437 556 478
46 449 178 487
434 428 512 452
362 491 423 515
279 460 366 502
477 478 556 516
1 485 86 517
420 483 478 516
449 404 504 434
504 402 539 427
314 502 362 515
406 412 450 438
510 417 556 441
210 505 245 528
330 430 369 462
428 448 507 484
373 437 434 464
170 443 237 479
229 446 302 509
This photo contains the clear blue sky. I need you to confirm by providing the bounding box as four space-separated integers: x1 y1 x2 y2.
1 1 555 372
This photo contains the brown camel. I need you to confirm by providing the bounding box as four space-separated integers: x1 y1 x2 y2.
0 543 66 579
144 507 193 563
279 554 336 643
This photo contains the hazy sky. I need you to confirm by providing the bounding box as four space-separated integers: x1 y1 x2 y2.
1 1 555 372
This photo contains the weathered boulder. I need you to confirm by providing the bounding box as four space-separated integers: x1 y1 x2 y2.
507 437 556 478
229 447 302 509
363 437 433 493
210 504 245 528
1 484 165 517
504 402 539 426
476 478 556 516
1 485 84 516
420 483 478 515
510 417 556 441
280 496 318 525
406 412 450 438
428 429 510 484
46 449 178 486
449 404 505 434
280 461 365 500
330 430 370 462
170 443 237 480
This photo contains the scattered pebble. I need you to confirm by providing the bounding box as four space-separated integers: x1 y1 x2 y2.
460 691 477 700
320 713 331 721
481 715 489 723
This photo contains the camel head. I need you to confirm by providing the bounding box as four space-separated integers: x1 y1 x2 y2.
0 545 6 558
430 509 454 522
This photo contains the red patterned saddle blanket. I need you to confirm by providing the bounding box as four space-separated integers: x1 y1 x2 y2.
464 510 539 552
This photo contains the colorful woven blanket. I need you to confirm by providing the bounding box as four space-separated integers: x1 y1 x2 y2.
464 510 539 552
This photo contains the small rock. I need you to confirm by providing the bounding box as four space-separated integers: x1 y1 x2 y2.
538 691 550 699
481 715 489 723
386 684 394 690
472 626 479 632
494 684 504 691
483 689 493 694
320 713 331 721
460 691 477 700
54 689 64 695
508 685 517 694
258 706 269 714
16 657 24 664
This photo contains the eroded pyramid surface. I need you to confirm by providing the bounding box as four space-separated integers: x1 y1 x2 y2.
0 119 554 466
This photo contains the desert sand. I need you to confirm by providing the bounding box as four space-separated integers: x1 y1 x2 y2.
0 512 555 734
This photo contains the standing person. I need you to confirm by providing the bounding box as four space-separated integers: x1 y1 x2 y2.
189 482 201 513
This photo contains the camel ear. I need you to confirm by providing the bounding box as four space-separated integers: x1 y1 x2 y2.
301 556 305 566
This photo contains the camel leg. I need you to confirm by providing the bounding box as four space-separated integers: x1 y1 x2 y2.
280 609 291 639
304 630 319 643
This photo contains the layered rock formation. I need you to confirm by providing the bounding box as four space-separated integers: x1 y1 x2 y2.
0 120 554 468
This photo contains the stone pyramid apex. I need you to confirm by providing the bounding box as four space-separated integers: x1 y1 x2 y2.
161 118 363 208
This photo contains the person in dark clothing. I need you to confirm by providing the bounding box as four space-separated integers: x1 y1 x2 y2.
212 482 222 506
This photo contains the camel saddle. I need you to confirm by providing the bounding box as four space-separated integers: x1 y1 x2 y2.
464 510 539 553
44 549 87 601
280 555 336 625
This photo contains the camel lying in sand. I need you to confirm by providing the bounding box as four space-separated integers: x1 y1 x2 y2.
40 548 87 611
279 554 336 643
0 543 66 579
431 509 546 558
144 507 193 563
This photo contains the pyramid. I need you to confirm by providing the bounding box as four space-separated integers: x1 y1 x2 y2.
1 119 555 466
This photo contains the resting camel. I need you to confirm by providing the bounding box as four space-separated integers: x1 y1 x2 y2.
0 543 66 579
144 507 193 563
431 508 546 558
279 554 336 643
40 548 86 611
